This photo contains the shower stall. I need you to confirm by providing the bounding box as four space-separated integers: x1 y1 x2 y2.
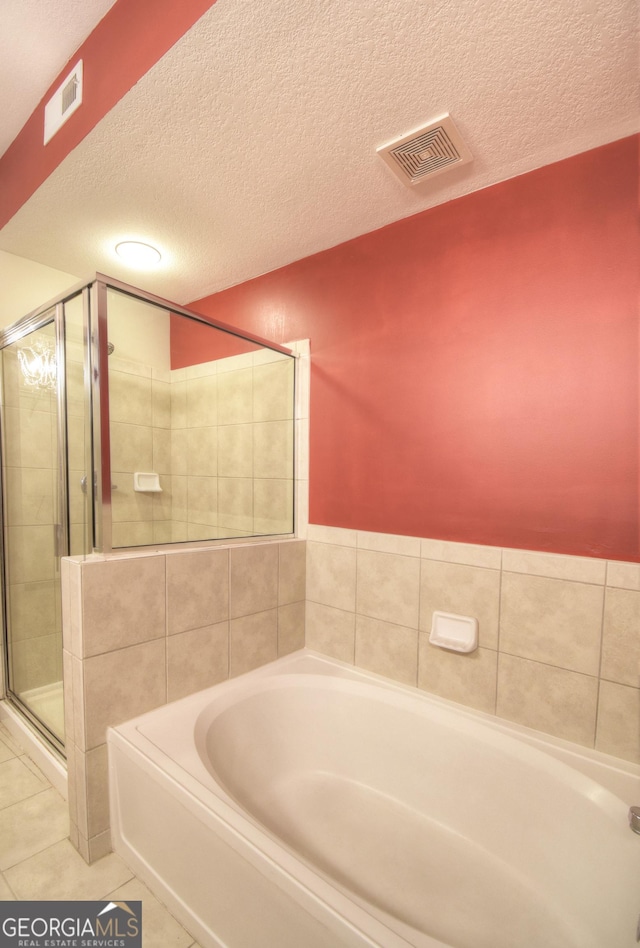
0 275 297 759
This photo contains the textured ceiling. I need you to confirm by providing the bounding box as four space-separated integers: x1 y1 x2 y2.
0 0 117 157
0 0 637 304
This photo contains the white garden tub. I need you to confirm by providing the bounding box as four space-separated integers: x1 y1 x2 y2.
108 650 640 948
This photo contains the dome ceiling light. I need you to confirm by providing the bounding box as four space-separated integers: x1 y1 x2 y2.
115 240 162 268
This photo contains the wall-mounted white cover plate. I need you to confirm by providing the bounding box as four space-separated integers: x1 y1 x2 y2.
429 611 478 652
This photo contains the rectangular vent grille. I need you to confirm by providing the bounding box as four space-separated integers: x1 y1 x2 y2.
44 60 83 145
377 114 472 187
61 76 79 114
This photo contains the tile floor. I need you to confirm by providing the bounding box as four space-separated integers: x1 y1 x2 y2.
0 721 202 947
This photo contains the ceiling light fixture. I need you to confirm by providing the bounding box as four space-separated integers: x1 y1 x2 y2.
115 240 162 268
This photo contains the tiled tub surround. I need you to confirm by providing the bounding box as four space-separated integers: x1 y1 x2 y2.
61 539 306 863
305 526 640 766
109 343 297 548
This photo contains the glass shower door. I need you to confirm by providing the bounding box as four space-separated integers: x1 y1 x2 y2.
1 313 67 749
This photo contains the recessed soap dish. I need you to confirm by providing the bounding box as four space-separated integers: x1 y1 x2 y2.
429 611 478 653
133 472 162 493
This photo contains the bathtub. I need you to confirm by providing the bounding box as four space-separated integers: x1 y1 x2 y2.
108 650 640 948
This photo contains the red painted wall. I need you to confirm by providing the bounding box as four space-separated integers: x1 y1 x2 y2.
0 0 217 229
188 137 639 561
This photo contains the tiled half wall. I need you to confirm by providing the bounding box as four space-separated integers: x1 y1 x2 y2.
62 525 639 863
306 525 640 766
61 539 306 863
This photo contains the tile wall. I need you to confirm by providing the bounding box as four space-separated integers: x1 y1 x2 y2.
61 539 306 863
305 525 640 764
109 346 295 548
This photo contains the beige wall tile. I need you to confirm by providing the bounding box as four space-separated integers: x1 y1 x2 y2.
595 681 640 763
601 587 640 688
6 525 54 583
83 639 166 749
277 601 305 656
218 424 253 477
253 421 293 479
188 523 221 541
152 379 171 429
500 573 603 675
167 548 229 634
217 368 252 425
229 543 278 618
10 633 59 693
4 467 54 525
171 475 187 519
186 375 217 427
65 739 81 835
109 422 152 472
607 560 640 591
278 540 306 605
72 657 85 750
8 581 56 640
111 521 154 548
171 428 187 475
62 558 82 658
87 830 113 864
3 407 53 469
253 479 294 535
85 744 110 838
170 378 187 428
67 414 86 473
186 426 217 477
419 560 500 649
357 531 421 557
306 541 356 612
108 371 151 426
418 638 497 714
229 609 278 677
167 621 229 701
217 477 252 532
501 548 606 584
152 427 172 474
305 601 355 663
62 649 74 750
81 555 165 657
355 614 418 686
306 524 357 547
152 483 172 521
171 521 189 542
152 521 172 544
110 476 154 523
357 549 420 629
496 653 598 746
188 475 219 527
421 538 502 569
185 360 217 379
253 359 294 421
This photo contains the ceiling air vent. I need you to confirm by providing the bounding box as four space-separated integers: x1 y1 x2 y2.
377 114 472 187
44 60 83 145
